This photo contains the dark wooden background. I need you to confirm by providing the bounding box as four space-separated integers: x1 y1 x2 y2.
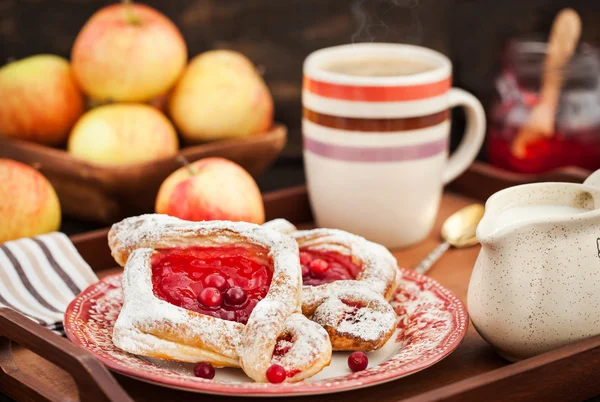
3 0 600 155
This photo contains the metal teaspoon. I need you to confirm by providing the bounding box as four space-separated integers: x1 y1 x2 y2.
413 204 485 275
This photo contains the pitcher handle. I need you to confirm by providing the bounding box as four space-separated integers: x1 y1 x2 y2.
442 88 487 184
584 169 600 188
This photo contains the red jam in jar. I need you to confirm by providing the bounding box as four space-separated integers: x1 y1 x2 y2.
151 245 273 324
488 38 600 173
299 249 362 286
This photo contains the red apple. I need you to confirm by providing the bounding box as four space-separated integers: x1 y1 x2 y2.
169 50 274 143
67 104 179 166
0 159 61 243
0 55 84 145
71 1 187 102
155 157 265 224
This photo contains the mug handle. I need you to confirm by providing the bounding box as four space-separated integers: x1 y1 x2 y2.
442 88 487 184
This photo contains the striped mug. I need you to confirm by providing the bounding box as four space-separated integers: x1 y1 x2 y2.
302 43 486 248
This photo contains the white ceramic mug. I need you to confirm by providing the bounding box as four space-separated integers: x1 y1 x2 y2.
302 43 486 248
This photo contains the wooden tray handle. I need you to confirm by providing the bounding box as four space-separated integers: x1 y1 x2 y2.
0 308 132 402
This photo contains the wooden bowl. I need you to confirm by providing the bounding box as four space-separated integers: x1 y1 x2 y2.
0 124 287 224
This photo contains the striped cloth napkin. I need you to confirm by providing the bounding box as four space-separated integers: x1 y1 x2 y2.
0 232 98 335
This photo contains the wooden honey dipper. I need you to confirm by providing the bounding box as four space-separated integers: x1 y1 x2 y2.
511 8 582 159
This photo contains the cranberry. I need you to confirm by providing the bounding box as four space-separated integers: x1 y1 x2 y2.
348 351 368 372
151 245 274 324
299 251 313 266
266 364 286 383
194 362 215 379
198 287 222 307
203 274 229 292
309 259 329 276
224 287 247 306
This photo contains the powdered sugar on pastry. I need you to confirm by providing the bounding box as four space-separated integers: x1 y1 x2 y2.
113 249 243 365
271 313 332 381
262 218 298 235
311 288 398 346
292 228 400 300
263 219 401 351
109 214 332 383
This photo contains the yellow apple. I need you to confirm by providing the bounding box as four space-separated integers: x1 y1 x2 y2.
155 157 265 224
68 104 179 166
71 2 187 102
0 55 84 145
169 50 274 143
0 159 61 243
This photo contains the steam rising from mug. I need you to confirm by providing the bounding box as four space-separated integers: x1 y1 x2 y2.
351 0 421 44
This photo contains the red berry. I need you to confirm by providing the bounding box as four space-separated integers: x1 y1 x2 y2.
203 274 229 292
194 362 215 379
348 351 368 372
266 364 286 383
198 287 222 307
299 252 313 266
309 259 329 276
224 287 247 306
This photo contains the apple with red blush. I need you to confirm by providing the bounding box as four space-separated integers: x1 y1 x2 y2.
168 50 273 143
71 0 187 103
68 104 179 166
155 157 265 224
0 159 61 242
0 55 84 146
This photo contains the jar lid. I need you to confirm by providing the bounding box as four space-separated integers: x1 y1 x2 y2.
505 36 600 82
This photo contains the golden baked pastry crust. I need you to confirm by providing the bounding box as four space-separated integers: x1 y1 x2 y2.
109 214 332 383
263 219 401 351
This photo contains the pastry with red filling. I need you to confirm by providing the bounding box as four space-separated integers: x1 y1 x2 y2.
108 214 332 383
264 219 401 351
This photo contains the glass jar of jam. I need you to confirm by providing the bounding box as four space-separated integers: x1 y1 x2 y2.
488 38 600 173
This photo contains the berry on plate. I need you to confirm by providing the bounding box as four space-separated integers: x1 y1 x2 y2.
348 351 368 372
266 364 286 383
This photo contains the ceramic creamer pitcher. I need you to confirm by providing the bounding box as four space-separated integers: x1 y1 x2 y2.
468 169 600 361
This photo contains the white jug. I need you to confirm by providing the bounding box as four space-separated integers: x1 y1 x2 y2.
468 170 600 361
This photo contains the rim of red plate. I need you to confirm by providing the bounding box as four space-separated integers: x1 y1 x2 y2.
64 270 468 396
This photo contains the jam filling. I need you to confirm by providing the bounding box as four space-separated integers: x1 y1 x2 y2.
300 249 362 286
272 333 301 378
342 300 364 320
151 245 273 324
273 333 293 357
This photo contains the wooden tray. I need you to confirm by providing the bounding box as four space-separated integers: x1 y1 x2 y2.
0 124 287 225
2 166 600 402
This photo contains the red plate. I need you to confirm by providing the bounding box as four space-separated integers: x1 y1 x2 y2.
64 268 468 396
